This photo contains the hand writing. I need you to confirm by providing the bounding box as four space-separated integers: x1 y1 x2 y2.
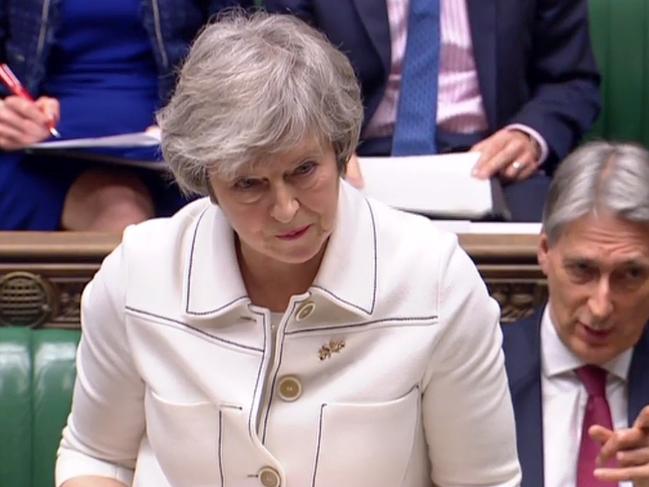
0 95 60 150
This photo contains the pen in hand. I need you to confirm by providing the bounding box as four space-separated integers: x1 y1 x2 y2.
0 63 61 138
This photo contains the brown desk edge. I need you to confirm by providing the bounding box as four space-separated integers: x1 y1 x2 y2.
0 232 545 328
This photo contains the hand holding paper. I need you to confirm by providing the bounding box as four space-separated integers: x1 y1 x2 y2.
470 128 540 181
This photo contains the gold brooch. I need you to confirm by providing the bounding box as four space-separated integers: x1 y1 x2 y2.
318 339 346 361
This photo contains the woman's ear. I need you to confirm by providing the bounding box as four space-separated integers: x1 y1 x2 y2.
206 179 218 205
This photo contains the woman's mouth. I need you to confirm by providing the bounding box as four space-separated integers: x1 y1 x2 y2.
276 225 311 240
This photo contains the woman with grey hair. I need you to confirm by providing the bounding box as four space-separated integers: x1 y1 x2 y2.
56 12 521 487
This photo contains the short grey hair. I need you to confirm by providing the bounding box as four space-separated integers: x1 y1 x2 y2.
542 141 649 245
157 10 363 196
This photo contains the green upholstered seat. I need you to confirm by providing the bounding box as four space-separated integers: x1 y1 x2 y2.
589 0 649 147
0 328 80 487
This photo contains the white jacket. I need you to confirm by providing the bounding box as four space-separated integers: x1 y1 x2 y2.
56 183 521 487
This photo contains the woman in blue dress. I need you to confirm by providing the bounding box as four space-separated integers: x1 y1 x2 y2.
0 0 250 230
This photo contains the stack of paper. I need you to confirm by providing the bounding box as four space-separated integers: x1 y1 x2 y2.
29 130 161 149
357 152 508 220
25 131 168 171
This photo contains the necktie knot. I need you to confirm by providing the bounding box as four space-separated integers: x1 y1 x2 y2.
575 365 607 398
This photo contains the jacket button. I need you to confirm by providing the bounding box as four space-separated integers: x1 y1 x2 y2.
296 301 316 321
258 466 281 487
277 375 302 401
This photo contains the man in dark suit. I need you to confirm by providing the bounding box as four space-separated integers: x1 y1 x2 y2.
265 0 601 221
503 141 649 486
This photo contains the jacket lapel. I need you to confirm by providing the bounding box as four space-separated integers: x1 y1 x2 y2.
466 0 497 130
311 182 376 318
628 324 649 425
352 0 391 75
504 308 545 487
182 204 250 319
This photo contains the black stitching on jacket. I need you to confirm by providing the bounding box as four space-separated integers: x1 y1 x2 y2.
285 315 438 335
311 403 327 487
125 306 262 352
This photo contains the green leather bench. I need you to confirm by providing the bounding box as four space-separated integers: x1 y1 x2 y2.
588 0 649 147
0 328 80 487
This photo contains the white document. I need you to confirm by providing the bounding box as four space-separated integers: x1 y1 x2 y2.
28 130 161 149
358 152 501 219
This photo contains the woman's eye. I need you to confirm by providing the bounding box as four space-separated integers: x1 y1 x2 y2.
293 161 317 176
233 178 261 190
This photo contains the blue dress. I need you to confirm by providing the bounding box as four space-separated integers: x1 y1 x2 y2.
0 0 190 230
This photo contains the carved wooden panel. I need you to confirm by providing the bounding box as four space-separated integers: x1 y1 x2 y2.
0 231 544 328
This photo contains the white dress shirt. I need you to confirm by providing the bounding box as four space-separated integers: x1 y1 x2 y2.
56 182 521 486
540 306 632 487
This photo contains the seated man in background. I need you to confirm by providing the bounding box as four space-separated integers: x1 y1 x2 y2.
503 141 649 486
265 0 601 221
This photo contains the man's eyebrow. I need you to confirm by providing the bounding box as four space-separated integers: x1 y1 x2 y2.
617 259 649 268
562 256 595 265
562 255 649 268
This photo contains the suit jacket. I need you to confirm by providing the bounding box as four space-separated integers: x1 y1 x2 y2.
264 0 602 171
502 306 649 487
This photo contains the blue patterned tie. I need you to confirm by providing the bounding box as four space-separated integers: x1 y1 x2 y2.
391 0 441 156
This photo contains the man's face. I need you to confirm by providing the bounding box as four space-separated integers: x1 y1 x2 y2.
538 212 649 365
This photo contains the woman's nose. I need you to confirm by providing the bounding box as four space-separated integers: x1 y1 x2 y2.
270 184 299 223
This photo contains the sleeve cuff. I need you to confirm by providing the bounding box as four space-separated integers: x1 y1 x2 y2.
56 447 135 487
505 123 549 165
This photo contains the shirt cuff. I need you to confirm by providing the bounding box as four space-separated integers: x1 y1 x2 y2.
56 447 135 487
505 124 549 165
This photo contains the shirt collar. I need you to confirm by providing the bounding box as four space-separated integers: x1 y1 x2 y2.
182 182 376 321
541 305 632 382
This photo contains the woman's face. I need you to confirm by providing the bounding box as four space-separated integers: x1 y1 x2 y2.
208 138 340 271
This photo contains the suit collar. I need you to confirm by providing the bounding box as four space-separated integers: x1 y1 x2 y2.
628 324 649 425
466 0 497 129
506 307 544 391
311 181 376 317
505 307 545 487
182 205 250 319
182 183 376 321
